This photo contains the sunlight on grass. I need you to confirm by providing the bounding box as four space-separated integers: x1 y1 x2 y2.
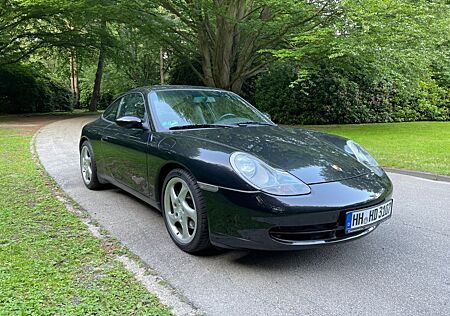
305 122 450 175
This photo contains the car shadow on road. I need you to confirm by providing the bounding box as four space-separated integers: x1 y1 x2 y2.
225 241 373 271
112 186 162 212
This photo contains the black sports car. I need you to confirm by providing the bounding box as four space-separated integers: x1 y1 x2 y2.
79 86 393 253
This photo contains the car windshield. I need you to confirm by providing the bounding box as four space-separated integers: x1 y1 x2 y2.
149 89 272 131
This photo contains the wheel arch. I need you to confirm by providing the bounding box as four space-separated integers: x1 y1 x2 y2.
156 162 194 204
79 136 90 152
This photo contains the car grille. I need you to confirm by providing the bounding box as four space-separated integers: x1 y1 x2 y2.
269 223 336 241
269 211 366 242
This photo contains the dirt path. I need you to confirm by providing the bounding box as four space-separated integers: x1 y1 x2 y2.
0 113 99 134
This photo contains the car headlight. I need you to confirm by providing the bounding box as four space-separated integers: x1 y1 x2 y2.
230 152 311 196
346 140 383 175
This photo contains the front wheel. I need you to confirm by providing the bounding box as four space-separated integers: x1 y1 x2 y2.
162 169 212 254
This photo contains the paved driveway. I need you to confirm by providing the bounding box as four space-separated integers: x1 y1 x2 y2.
35 116 450 316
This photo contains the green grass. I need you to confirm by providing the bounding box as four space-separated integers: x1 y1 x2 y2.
305 121 450 176
0 128 170 315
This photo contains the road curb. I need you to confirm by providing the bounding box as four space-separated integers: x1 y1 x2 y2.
384 167 450 183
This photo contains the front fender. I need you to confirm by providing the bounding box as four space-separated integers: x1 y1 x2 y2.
158 135 256 192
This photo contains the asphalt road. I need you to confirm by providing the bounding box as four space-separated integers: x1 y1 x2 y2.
35 116 450 316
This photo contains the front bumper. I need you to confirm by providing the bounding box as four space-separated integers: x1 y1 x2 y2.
201 172 393 251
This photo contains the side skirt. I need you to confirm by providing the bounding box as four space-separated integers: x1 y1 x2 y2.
101 175 162 212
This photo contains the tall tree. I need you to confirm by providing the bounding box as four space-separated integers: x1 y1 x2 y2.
89 19 108 112
69 49 80 107
0 0 73 65
89 47 106 111
109 26 162 87
274 0 450 92
1 0 124 111
139 0 338 93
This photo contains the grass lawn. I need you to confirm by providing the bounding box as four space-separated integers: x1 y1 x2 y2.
305 121 450 176
0 127 170 315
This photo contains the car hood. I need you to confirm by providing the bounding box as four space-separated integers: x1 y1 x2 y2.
171 125 370 184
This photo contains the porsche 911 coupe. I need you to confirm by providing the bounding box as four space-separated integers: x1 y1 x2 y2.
79 86 393 253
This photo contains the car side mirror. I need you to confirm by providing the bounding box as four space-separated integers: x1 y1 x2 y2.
116 116 143 129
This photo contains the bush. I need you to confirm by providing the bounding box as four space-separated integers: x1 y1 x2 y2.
255 61 373 124
79 89 118 111
391 80 449 122
0 64 73 114
254 61 450 124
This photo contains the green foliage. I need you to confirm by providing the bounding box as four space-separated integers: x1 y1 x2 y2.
110 27 162 88
255 60 450 124
335 0 450 88
392 80 450 122
169 58 203 86
267 0 450 124
78 61 149 110
145 0 340 92
0 0 112 66
0 64 73 114
1 0 449 119
255 60 373 124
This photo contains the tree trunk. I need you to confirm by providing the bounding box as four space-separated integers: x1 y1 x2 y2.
160 1 328 95
196 0 249 93
231 78 244 94
213 14 234 89
159 47 164 84
198 27 215 87
69 50 80 108
89 47 105 112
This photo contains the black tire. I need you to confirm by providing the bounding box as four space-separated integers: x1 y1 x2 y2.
80 141 103 190
161 168 212 254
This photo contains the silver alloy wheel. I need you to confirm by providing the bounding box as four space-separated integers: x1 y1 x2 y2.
163 177 197 244
81 146 92 185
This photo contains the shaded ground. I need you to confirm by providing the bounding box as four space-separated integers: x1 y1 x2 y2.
0 112 95 131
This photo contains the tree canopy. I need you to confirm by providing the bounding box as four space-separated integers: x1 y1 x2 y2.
0 0 449 120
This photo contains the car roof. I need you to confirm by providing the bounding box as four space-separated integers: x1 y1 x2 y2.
128 85 228 94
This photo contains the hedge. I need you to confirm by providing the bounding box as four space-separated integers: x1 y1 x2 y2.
0 64 73 114
254 61 449 125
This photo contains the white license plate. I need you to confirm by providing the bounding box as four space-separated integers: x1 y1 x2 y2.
345 200 393 233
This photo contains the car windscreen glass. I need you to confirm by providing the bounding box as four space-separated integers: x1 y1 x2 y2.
148 89 271 131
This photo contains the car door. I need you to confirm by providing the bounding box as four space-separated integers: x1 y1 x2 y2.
94 98 121 177
101 92 151 196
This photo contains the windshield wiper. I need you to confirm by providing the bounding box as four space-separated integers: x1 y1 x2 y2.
169 124 236 130
235 121 274 126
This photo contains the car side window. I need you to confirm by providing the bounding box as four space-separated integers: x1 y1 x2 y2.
103 98 121 121
117 93 146 120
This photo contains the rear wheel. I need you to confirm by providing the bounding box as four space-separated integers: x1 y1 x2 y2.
162 169 211 254
80 141 102 190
